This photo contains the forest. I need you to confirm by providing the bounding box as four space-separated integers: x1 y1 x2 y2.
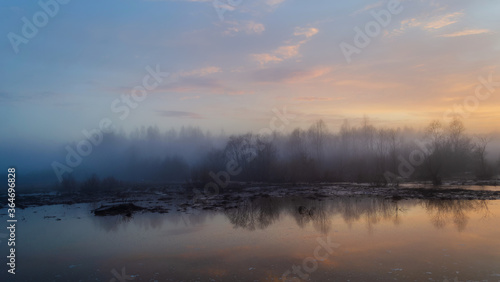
47 116 500 193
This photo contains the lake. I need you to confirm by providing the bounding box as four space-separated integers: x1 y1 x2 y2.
1 197 499 281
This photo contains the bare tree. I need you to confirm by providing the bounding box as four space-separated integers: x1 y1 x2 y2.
423 120 446 185
308 119 328 163
473 135 493 179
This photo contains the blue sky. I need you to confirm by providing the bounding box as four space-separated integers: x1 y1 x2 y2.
1 0 500 147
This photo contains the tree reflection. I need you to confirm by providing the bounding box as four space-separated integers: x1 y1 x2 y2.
423 199 490 231
224 198 284 230
91 214 133 232
91 210 215 232
289 199 331 233
224 197 415 233
224 197 492 233
90 198 493 234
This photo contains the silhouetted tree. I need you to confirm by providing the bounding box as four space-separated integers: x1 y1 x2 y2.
60 174 78 194
81 174 100 193
473 135 493 179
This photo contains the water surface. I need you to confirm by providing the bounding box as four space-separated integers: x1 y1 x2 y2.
1 197 499 281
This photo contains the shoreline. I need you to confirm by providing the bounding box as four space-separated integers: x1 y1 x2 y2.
5 183 500 216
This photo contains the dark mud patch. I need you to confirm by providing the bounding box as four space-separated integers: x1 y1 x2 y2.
92 203 169 216
93 203 145 216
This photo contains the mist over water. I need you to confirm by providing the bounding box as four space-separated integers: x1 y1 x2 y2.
4 117 500 190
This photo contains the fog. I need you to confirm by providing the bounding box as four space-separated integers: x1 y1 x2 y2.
3 117 500 191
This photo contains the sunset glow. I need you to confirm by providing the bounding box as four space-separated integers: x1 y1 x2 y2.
2 0 500 141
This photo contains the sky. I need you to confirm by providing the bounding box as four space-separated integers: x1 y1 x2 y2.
1 0 500 146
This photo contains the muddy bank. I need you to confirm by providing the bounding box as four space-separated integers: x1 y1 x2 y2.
4 183 500 216
92 203 170 216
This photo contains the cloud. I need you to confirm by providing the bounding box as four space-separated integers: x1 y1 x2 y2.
389 11 464 37
294 27 319 38
251 26 318 65
424 12 464 30
156 67 251 95
252 53 283 65
253 66 332 83
275 44 300 59
157 110 202 119
266 0 286 6
351 1 384 16
440 29 491 37
223 21 265 36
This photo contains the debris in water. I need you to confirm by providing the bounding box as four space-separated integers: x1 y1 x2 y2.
92 203 145 216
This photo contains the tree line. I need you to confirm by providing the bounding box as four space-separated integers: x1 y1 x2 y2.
57 117 499 190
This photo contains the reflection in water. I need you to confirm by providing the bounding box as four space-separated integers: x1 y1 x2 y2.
225 197 409 234
11 198 499 282
423 199 490 231
224 197 491 234
92 214 133 232
335 198 406 233
224 198 284 231
91 209 217 233
90 197 492 234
